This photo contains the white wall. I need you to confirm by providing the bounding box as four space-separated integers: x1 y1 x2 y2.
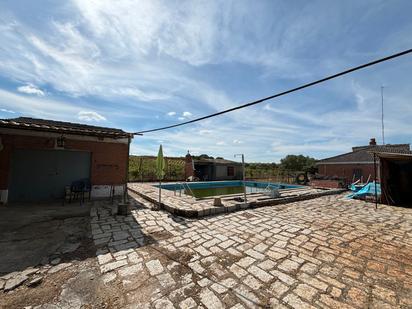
91 185 125 199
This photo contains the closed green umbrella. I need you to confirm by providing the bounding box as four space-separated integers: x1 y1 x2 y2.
156 144 165 207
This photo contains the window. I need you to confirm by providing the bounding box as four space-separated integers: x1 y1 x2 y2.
227 166 235 176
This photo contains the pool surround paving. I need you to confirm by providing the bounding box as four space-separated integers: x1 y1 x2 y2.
128 182 346 218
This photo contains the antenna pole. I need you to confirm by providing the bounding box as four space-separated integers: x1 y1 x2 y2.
381 86 385 145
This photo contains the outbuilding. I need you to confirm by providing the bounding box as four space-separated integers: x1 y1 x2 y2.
184 153 243 181
0 117 133 204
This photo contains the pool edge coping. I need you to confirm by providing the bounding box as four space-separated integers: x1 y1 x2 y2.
128 183 347 218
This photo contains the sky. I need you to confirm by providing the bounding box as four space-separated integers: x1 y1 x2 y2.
0 0 412 162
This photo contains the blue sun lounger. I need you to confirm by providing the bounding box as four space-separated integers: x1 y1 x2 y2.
347 181 381 199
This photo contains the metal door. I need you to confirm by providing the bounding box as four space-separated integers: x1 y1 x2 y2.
8 149 91 202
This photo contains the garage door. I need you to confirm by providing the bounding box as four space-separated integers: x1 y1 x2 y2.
9 149 91 202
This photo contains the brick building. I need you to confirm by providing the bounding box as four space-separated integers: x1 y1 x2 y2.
184 153 243 181
0 117 133 203
316 138 411 185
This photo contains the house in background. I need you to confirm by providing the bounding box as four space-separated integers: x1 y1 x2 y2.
185 152 242 181
316 138 411 185
0 117 133 204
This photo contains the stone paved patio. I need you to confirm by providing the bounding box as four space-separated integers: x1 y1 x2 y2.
91 193 412 308
128 182 345 218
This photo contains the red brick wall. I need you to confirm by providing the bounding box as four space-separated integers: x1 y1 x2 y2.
184 153 194 179
310 179 345 189
317 163 378 183
0 133 128 189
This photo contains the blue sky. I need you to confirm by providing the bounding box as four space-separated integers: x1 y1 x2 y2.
1 0 412 162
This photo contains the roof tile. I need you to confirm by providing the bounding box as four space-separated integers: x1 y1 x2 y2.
317 144 412 164
0 117 133 138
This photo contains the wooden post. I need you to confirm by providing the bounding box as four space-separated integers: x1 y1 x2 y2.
242 154 247 204
123 136 131 204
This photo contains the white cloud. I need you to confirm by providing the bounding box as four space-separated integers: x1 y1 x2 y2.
111 87 171 102
0 108 15 114
17 84 45 96
167 111 176 116
0 89 80 120
132 75 412 162
0 0 337 105
199 129 213 135
183 111 192 117
77 111 106 122
0 18 173 103
1 1 412 163
271 140 353 155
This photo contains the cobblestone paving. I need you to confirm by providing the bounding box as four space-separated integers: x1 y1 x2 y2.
128 182 345 218
91 194 412 308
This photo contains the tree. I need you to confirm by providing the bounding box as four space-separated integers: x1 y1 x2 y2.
279 155 316 172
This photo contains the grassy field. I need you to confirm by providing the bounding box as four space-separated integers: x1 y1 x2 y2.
129 156 299 183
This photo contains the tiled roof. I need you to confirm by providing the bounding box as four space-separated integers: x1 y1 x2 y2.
194 158 241 164
0 117 133 138
352 144 410 152
317 144 412 164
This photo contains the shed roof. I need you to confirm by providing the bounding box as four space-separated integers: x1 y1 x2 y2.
374 151 412 160
317 144 412 164
194 157 241 165
0 117 133 139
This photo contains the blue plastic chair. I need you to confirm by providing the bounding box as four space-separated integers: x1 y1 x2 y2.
70 180 85 203
80 178 92 201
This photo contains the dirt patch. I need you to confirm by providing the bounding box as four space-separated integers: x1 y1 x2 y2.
240 212 257 219
162 247 194 265
124 277 161 305
0 265 76 308
149 230 174 241
0 207 93 275
217 251 242 269
0 231 98 308
61 236 96 263
0 202 124 308
0 258 127 309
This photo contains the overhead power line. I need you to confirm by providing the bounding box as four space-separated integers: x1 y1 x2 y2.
135 48 412 135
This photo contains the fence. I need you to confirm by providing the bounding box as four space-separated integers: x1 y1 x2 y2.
245 170 302 184
129 156 302 184
129 156 186 182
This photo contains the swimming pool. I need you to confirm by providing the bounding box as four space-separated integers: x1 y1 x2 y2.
157 181 302 198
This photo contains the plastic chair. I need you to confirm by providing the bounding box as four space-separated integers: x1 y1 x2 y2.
70 180 85 204
80 178 92 201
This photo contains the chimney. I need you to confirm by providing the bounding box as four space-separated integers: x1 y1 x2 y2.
369 138 377 146
184 151 195 179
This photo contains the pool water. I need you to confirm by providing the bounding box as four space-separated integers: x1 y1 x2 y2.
158 181 302 198
189 185 263 198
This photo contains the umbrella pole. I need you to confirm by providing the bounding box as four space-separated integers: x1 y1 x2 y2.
159 179 162 207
